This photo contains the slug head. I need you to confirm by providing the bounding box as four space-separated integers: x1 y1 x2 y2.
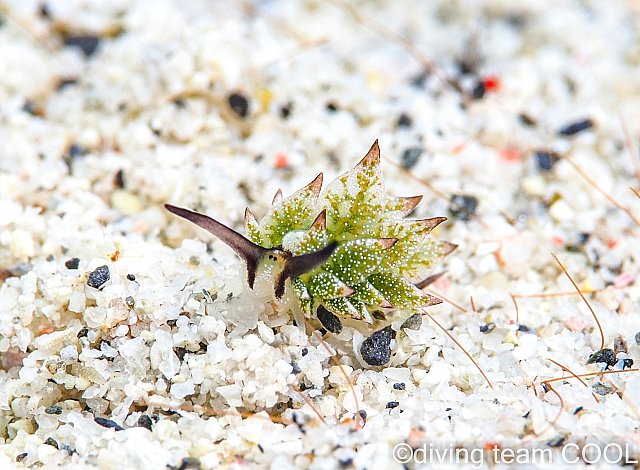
164 204 337 298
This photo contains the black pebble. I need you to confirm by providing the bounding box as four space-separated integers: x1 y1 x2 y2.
517 324 534 333
316 305 343 334
39 3 51 18
176 457 201 470
114 169 125 189
535 150 559 171
358 409 367 424
174 347 187 361
94 416 124 431
410 71 428 88
69 144 85 159
401 313 422 330
397 113 412 128
64 35 100 57
65 258 80 270
77 327 88 338
385 401 399 409
45 405 63 415
371 310 386 320
479 323 495 333
393 382 405 390
301 347 308 357
622 358 634 370
325 102 338 112
228 92 249 118
127 274 136 281
558 118 594 136
22 101 38 115
290 361 301 374
449 195 478 221
280 102 293 119
360 326 395 366
15 453 27 462
573 406 583 414
44 437 58 449
400 147 423 170
87 265 110 289
126 296 135 308
586 348 616 369
636 332 640 345
578 233 590 244
548 437 565 448
57 77 78 90
470 81 485 100
137 414 153 431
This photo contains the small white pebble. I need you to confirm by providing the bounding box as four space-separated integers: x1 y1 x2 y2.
548 199 574 222
115 325 129 336
68 290 86 313
60 345 79 362
257 321 275 344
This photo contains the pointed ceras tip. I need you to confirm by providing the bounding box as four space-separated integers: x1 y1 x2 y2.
310 209 327 231
306 173 323 198
272 189 283 205
244 207 257 225
414 271 447 290
423 294 443 307
399 195 423 216
377 238 398 249
421 217 447 232
441 241 458 255
357 140 381 167
341 285 356 297
165 204 267 289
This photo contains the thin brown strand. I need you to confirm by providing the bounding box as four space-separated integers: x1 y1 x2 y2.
142 399 284 424
300 316 361 430
469 296 476 313
619 113 640 187
260 37 330 69
546 358 599 402
451 128 484 154
552 253 605 350
631 186 640 200
0 3 78 79
324 0 441 81
513 379 563 449
292 384 327 426
420 309 493 389
543 368 639 384
560 154 640 228
534 382 564 438
424 288 467 313
510 293 519 325
512 284 632 298
382 156 490 229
